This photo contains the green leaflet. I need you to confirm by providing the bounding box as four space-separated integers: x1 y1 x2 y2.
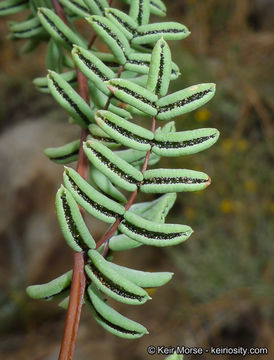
37 8 87 49
132 22 190 45
56 186 96 252
107 78 158 116
59 0 91 18
90 166 127 204
72 46 115 95
88 124 121 149
156 83 216 121
107 262 173 288
86 250 151 305
83 140 143 191
125 52 180 79
119 211 193 247
33 70 77 93
105 8 137 40
44 139 80 164
87 285 148 339
63 167 125 223
0 0 28 16
86 15 130 64
109 194 177 252
129 0 150 26
95 110 154 151
147 38 171 96
83 0 109 16
26 270 72 300
149 0 166 17
47 70 94 128
152 128 220 157
141 168 211 193
9 16 44 38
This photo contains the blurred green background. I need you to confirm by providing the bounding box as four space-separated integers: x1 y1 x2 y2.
0 0 273 359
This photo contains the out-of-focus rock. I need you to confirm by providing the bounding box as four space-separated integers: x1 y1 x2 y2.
0 117 78 286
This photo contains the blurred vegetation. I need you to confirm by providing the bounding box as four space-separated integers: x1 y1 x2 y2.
0 0 273 359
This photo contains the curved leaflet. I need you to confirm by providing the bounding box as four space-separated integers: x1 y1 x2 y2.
95 110 154 151
85 250 150 305
38 8 86 49
47 70 94 128
156 83 216 121
86 15 130 64
141 168 211 193
132 21 190 45
152 128 220 157
72 45 115 95
63 167 125 223
107 78 158 116
87 285 148 338
119 211 193 247
44 139 80 164
147 38 171 96
55 186 96 252
26 270 72 300
83 140 143 191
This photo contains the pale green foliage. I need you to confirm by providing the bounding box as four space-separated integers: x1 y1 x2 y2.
1 0 218 339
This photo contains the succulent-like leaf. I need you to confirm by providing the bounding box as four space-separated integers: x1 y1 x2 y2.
0 0 28 16
33 70 77 93
152 128 220 157
141 168 211 193
95 110 154 151
107 78 158 116
119 211 193 247
38 8 87 49
149 0 166 17
83 0 109 16
56 186 96 251
147 38 171 96
72 46 115 95
63 167 125 223
105 8 137 40
87 285 148 338
47 70 94 127
83 140 143 191
156 83 216 121
107 262 173 288
85 250 151 305
129 0 150 26
46 38 63 72
86 15 130 64
9 16 44 38
132 21 190 45
26 270 72 300
44 139 80 164
59 0 91 18
88 124 121 148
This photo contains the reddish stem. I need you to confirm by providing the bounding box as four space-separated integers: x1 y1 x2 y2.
58 49 90 360
58 253 85 360
52 0 70 26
